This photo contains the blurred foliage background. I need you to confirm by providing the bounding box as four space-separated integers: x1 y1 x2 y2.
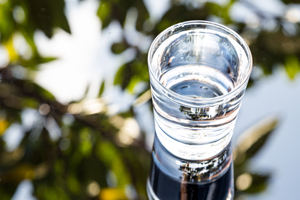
0 0 299 199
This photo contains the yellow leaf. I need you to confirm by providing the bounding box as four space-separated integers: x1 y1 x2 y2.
3 36 18 62
0 119 9 136
99 188 128 200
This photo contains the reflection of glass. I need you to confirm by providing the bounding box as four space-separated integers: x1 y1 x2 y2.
147 21 252 199
148 135 233 200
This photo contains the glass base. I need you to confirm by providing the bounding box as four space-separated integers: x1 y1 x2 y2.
147 179 234 200
147 134 234 200
147 179 159 200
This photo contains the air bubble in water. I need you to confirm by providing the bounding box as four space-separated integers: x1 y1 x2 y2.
180 86 189 89
165 66 233 98
200 86 208 90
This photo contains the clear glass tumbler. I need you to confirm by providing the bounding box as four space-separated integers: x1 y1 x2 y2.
148 20 252 160
147 21 252 200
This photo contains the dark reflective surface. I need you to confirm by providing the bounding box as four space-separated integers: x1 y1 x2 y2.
148 135 233 200
0 0 299 199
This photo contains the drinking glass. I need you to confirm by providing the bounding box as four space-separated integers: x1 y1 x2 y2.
147 20 252 199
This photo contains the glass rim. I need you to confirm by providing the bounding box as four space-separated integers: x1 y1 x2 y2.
148 20 253 106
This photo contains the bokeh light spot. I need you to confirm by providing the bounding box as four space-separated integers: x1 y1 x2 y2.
13 6 25 24
59 138 70 151
68 103 82 114
286 7 300 23
39 104 50 115
87 181 100 197
236 173 252 191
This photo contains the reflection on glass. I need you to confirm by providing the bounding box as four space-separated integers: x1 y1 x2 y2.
147 135 233 200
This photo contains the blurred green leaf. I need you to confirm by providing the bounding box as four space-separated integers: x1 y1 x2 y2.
36 183 70 200
99 81 105 97
114 58 148 91
0 0 70 72
79 129 93 156
0 0 70 40
127 76 140 93
281 0 300 3
111 42 127 54
26 0 70 38
235 116 278 165
155 5 208 33
121 147 150 196
0 191 10 200
96 141 131 187
114 63 132 90
22 98 39 108
66 174 81 194
134 0 150 32
97 1 112 29
20 56 57 70
244 173 270 194
83 84 90 97
250 28 300 77
36 56 57 64
285 55 300 79
234 117 278 198
206 2 232 24
16 80 56 101
97 0 149 31
0 1 16 42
